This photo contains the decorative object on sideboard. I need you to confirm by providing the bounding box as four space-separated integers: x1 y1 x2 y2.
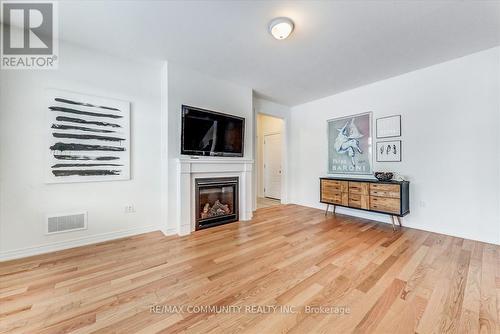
46 89 130 183
376 115 401 138
374 172 394 181
327 112 373 175
376 140 401 162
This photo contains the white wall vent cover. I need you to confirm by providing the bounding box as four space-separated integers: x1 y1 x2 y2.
46 212 87 234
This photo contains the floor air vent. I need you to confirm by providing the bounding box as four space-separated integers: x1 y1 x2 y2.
46 212 87 234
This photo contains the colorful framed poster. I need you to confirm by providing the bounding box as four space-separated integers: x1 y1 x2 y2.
327 112 373 175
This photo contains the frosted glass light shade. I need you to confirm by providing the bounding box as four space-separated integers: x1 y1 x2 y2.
269 17 294 40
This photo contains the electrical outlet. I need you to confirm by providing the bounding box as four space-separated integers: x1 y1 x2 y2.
124 205 135 213
419 201 426 208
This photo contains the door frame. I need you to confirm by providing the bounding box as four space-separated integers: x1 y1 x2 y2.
263 132 282 200
253 110 289 211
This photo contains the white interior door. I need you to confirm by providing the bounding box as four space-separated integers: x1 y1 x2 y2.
264 133 282 200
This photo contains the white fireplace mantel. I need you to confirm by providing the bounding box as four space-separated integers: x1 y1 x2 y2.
175 157 253 235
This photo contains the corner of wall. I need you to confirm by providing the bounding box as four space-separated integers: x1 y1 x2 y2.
160 61 169 235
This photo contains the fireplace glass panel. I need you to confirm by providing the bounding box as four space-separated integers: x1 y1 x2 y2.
195 177 239 230
199 186 235 220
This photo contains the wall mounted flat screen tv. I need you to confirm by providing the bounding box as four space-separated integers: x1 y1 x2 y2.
181 105 245 157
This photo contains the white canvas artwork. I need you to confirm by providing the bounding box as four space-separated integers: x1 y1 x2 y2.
376 115 401 138
46 89 130 183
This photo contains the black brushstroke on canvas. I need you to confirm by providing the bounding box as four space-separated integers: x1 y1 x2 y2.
51 163 123 168
50 142 125 152
52 169 121 177
54 155 120 161
55 98 120 111
49 106 122 119
51 124 116 133
56 116 121 128
52 133 125 142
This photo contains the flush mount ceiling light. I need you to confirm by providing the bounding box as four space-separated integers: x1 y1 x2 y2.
269 17 294 40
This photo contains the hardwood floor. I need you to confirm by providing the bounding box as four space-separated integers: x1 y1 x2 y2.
256 197 281 209
0 204 498 333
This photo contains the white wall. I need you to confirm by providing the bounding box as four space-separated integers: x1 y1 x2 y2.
290 47 500 245
165 63 254 233
254 98 291 120
253 98 291 205
256 114 283 198
0 42 163 259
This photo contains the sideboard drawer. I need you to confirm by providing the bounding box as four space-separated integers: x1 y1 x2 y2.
322 179 342 189
349 194 369 209
322 191 343 205
321 179 348 192
348 182 369 195
370 196 400 214
321 179 348 205
369 184 400 198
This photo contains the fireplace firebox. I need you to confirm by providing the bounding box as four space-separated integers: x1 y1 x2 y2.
195 177 239 230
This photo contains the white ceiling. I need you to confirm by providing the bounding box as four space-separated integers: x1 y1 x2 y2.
59 0 500 106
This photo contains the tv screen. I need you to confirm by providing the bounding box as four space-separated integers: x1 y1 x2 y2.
181 105 245 157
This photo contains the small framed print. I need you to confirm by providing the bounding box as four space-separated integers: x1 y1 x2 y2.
376 115 401 138
376 140 401 162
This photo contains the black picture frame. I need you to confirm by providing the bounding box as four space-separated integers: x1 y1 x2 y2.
376 140 402 162
376 115 401 139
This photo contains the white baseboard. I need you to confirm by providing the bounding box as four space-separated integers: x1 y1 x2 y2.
292 200 500 245
241 210 253 221
161 227 177 236
178 224 191 236
0 225 159 262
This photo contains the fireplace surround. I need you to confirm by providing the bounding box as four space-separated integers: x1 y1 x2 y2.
195 177 239 230
173 158 253 236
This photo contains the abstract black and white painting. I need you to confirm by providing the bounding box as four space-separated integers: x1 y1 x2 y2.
46 89 130 183
376 140 401 162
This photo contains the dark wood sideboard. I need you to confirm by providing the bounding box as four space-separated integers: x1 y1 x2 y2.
320 177 410 230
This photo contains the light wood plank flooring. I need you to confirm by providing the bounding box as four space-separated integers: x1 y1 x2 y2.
256 197 281 209
0 205 498 333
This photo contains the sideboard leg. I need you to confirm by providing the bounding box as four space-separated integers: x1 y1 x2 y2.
395 216 402 228
325 204 330 216
391 215 397 231
333 205 336 214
